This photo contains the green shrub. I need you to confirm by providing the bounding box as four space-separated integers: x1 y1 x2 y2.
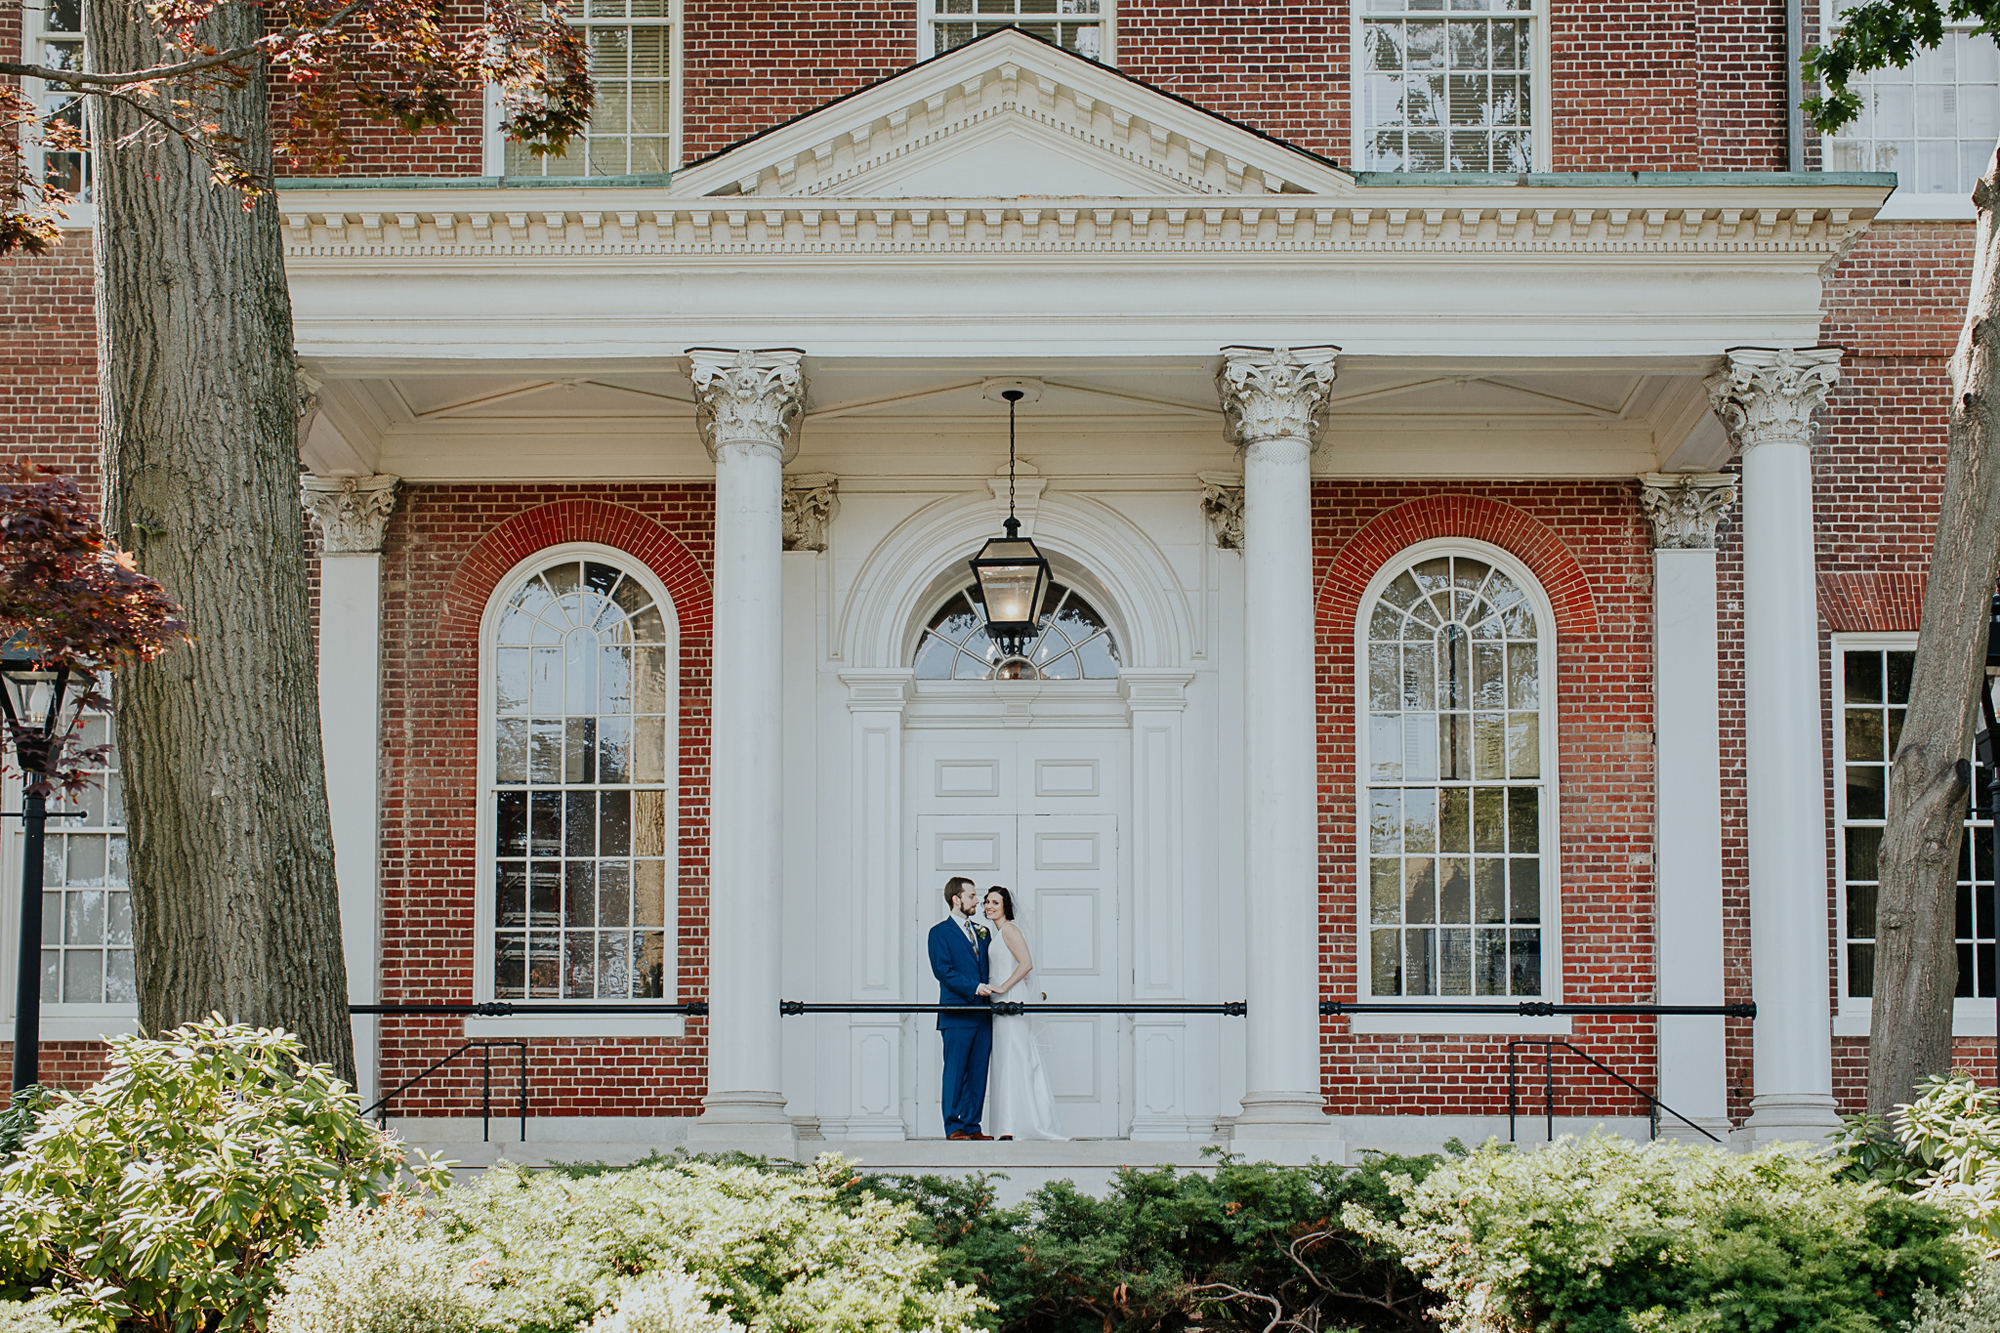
860 1150 1442 1333
1883 1074 2000 1254
0 1017 442 1333
1347 1132 1970 1333
269 1153 989 1333
0 1294 78 1333
0 1088 55 1302
1911 1258 2000 1333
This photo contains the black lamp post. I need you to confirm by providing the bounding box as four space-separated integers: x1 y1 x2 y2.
968 387 1052 666
0 641 89 1092
1984 585 1999 1057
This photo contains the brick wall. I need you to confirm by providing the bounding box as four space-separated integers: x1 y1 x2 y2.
0 236 98 487
1312 483 1660 1118
373 484 716 1117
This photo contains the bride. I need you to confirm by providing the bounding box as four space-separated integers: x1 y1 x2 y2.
976 886 1069 1141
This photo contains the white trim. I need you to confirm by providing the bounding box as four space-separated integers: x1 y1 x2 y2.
1349 0 1553 173
18 0 93 230
473 542 681 1031
484 0 684 174
1351 536 1563 1022
917 1 1114 65
1831 630 1996 1038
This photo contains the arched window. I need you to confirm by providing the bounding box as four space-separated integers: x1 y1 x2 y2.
1359 547 1553 999
486 552 676 1002
913 581 1120 680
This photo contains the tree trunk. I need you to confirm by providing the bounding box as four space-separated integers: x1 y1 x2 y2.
87 0 354 1081
1867 154 2000 1118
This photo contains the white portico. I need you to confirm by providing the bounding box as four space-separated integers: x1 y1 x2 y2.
280 29 1893 1157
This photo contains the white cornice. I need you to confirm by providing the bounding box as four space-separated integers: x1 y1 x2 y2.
275 187 1889 263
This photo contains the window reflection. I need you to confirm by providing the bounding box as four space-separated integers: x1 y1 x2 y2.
914 581 1120 680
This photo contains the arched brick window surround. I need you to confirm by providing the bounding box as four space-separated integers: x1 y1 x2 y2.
1318 496 1599 640
443 499 713 641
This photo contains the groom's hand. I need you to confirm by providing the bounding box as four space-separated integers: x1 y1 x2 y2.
975 984 994 996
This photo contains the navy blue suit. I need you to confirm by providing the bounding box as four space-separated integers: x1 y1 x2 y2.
928 917 992 1137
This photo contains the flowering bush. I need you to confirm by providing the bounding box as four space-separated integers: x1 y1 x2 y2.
1911 1258 2000 1333
0 1018 441 1333
1870 1073 2000 1255
1346 1132 1969 1333
269 1154 990 1333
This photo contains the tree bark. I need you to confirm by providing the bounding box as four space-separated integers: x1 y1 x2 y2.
87 0 354 1080
1867 154 2000 1118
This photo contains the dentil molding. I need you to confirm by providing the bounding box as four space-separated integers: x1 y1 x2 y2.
686 348 808 463
1705 346 1841 452
783 473 839 551
1217 346 1340 453
301 474 400 554
1638 472 1737 550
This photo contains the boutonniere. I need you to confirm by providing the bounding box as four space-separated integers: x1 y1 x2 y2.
974 925 990 941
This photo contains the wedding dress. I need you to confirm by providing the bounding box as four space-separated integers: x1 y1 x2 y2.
984 924 1069 1141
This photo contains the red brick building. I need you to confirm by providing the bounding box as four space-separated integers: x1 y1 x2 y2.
2 0 1988 1167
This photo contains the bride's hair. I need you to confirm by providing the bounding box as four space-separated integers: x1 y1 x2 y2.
985 885 1017 921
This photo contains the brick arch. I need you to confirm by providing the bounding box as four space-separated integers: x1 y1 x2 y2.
1317 495 1599 638
441 499 712 642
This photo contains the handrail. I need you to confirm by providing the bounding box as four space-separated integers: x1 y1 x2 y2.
1322 1001 1755 1017
1507 1038 1720 1144
780 1001 1247 1015
363 1039 527 1143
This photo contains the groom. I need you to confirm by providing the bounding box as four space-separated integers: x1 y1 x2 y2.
927 876 993 1141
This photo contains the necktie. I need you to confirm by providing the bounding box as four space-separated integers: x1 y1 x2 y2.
963 921 977 948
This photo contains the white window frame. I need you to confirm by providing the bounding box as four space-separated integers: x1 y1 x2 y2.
482 0 683 177
916 0 1115 65
1820 4 1999 220
1350 537 1567 1035
0 710 139 1044
1831 631 1996 1036
468 542 683 1039
1348 0 1551 174
17 0 93 230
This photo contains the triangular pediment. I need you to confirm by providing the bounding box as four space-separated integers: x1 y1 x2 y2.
671 29 1354 200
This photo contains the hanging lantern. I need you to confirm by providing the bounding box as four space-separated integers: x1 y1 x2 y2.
968 388 1051 659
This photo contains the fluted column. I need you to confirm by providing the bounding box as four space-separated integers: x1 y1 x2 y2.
685 348 807 1152
1707 346 1842 1143
1639 472 1735 1140
301 472 400 1108
1216 345 1339 1155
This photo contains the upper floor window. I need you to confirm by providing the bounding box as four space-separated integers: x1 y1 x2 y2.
1822 4 2000 201
485 553 677 1003
21 0 90 205
914 581 1120 680
921 1 1106 62
1354 0 1544 173
1837 640 1994 1005
1358 547 1553 999
500 0 678 176
34 712 132 1007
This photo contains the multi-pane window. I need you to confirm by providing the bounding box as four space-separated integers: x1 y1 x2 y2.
1357 0 1539 172
1362 552 1548 998
490 556 674 1001
913 582 1120 680
1840 645 1995 1000
1823 4 2000 199
504 0 673 177
37 713 133 1006
925 0 1104 60
23 0 89 202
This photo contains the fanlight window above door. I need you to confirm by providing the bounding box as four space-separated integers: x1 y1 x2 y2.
914 582 1121 680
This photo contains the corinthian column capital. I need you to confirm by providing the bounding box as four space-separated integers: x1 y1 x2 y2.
1705 346 1841 453
301 474 400 555
687 348 808 463
1639 472 1737 550
1216 345 1340 460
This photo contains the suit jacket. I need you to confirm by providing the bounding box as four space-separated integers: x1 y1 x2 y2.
928 917 992 1031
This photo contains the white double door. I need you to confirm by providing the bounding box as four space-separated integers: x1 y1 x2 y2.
907 734 1126 1139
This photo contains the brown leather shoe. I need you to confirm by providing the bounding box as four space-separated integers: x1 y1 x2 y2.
947 1131 974 1140
999 1135 1014 1141
965 1132 994 1140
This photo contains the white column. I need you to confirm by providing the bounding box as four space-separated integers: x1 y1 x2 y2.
1639 472 1736 1140
1216 346 1339 1158
1708 346 1843 1144
301 473 399 1108
685 348 807 1153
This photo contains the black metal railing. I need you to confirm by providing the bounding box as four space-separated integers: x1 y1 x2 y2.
781 1001 1246 1016
1508 1038 1720 1144
1321 1001 1757 1019
363 1039 527 1143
